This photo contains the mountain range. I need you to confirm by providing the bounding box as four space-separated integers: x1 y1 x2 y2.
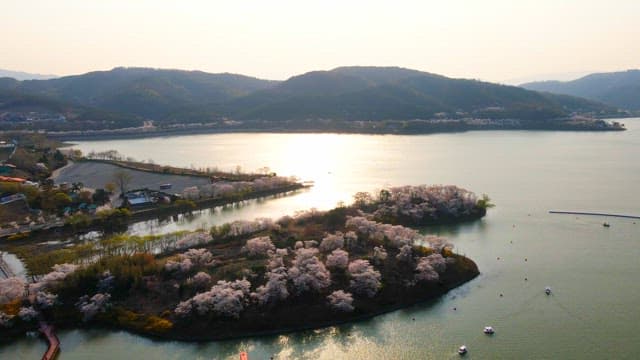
0 69 57 81
0 66 626 131
521 70 640 111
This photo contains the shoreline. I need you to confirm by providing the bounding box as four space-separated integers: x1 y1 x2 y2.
40 120 627 142
157 262 478 342
1 256 479 344
6 184 308 242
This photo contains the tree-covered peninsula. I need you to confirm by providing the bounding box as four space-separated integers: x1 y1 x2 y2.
0 185 489 341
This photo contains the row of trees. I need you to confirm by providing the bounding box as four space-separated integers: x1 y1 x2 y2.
354 185 492 225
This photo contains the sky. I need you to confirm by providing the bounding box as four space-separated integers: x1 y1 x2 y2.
1 0 639 84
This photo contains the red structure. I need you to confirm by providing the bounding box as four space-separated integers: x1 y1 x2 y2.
39 322 60 360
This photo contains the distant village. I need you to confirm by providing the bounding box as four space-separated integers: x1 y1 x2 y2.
0 135 304 240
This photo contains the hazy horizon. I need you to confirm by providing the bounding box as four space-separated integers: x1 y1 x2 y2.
2 0 639 84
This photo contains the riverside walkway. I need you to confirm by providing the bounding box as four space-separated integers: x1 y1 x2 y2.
549 210 640 219
39 322 60 360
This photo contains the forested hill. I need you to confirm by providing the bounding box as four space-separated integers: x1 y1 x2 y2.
0 66 624 130
521 70 640 111
224 66 615 122
0 67 278 123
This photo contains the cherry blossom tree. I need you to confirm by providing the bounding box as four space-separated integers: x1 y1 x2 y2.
344 231 358 249
165 258 193 273
288 248 331 295
35 291 58 309
370 185 480 224
18 306 38 321
319 232 345 253
175 279 251 319
396 244 414 264
76 293 111 321
214 218 279 239
327 290 354 312
182 248 215 266
252 267 288 306
326 249 349 270
242 236 276 258
345 217 420 248
425 254 447 273
29 263 79 293
372 246 388 265
175 231 213 250
266 248 288 270
190 272 212 288
304 240 318 248
415 258 440 283
166 248 215 274
0 277 25 304
348 260 381 298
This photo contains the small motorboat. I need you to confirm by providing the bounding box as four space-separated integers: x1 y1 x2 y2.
603 222 610 227
458 345 468 355
483 326 495 335
545 286 552 295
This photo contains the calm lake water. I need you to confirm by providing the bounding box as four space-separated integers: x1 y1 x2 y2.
3 120 640 359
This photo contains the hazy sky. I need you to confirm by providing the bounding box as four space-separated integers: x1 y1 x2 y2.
1 0 639 83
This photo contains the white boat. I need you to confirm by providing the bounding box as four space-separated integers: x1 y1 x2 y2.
483 326 495 335
545 286 552 295
458 345 468 355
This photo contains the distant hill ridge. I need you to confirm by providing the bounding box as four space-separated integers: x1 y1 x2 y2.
521 70 640 110
0 66 624 130
0 68 57 81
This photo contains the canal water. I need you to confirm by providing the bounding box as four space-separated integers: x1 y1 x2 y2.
3 119 639 359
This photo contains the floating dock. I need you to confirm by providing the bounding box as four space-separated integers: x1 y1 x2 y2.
549 210 640 219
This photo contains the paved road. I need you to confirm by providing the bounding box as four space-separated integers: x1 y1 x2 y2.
51 161 211 196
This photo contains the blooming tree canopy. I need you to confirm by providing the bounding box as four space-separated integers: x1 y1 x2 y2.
327 290 354 312
348 259 381 298
18 306 38 322
288 248 331 295
319 232 345 253
372 246 388 264
396 244 414 263
252 267 289 306
326 249 349 270
175 279 251 319
415 257 440 283
242 236 276 258
0 277 25 304
76 293 111 321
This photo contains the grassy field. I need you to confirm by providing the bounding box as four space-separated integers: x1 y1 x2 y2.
51 161 211 195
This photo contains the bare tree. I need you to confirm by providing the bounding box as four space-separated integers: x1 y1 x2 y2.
112 170 133 195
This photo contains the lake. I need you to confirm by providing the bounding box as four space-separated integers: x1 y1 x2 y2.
3 120 640 359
